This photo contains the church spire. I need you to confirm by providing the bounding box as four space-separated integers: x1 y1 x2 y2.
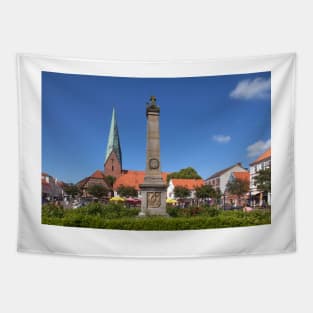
105 107 122 168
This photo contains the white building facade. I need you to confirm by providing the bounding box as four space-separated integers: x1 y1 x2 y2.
249 148 271 206
205 163 248 194
167 178 204 200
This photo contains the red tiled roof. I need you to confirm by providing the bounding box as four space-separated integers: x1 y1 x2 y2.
233 172 250 182
90 170 105 179
76 177 89 187
76 170 106 187
250 148 271 165
56 181 65 187
114 170 168 190
171 178 204 190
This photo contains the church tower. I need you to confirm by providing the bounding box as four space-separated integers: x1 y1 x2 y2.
104 108 122 178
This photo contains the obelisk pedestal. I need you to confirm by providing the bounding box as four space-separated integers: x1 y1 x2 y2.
139 96 167 216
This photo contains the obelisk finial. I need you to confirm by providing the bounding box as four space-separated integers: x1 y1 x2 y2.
146 95 160 114
150 95 156 104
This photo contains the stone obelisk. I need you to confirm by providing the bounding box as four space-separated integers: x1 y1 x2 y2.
139 96 167 216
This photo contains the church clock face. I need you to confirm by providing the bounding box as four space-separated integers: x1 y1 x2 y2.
149 158 160 170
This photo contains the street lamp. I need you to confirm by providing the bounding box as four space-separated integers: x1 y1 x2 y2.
223 192 226 210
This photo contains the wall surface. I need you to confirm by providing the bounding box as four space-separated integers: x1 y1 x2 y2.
0 1 311 313
220 164 247 193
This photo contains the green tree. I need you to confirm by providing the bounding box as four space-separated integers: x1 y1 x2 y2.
174 186 191 199
117 185 138 198
226 178 249 206
167 167 202 183
254 168 271 206
195 184 216 200
255 168 271 193
87 184 108 199
105 175 116 188
214 187 222 204
63 184 81 198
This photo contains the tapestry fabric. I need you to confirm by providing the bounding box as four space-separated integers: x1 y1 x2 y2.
17 53 296 257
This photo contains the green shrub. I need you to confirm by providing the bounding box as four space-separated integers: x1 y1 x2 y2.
42 204 65 218
166 205 220 217
77 202 106 215
166 205 180 217
202 206 220 217
102 202 139 218
42 202 140 222
42 207 270 230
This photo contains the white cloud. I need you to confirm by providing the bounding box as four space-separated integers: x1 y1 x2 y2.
247 139 271 158
230 77 270 100
212 135 231 143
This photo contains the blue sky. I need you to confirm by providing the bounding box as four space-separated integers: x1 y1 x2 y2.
42 71 271 183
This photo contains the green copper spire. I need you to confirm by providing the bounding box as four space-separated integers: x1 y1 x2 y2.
105 107 122 166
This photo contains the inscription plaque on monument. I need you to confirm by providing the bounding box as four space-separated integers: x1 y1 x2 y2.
139 96 167 216
147 192 161 208
149 158 159 170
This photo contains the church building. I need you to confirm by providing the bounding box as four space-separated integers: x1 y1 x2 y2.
76 108 122 197
103 107 123 178
77 107 166 198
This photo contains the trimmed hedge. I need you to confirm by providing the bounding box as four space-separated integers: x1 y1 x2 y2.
167 205 220 217
42 204 270 230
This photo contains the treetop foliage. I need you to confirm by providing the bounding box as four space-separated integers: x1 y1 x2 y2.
255 168 271 193
117 185 138 197
173 186 191 198
167 167 202 183
87 184 108 199
226 178 249 197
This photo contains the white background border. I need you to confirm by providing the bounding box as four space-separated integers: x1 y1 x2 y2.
1 1 311 312
17 53 295 258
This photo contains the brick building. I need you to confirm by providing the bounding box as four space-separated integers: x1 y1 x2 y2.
76 170 110 198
